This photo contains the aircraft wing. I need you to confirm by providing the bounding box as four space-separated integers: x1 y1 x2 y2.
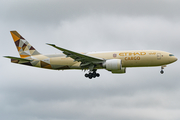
4 56 32 61
46 43 104 69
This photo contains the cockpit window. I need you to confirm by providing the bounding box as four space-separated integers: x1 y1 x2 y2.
169 54 174 56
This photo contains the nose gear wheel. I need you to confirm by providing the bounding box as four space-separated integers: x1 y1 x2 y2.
160 66 165 74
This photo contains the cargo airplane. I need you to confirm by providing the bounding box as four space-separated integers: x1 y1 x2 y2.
4 31 178 79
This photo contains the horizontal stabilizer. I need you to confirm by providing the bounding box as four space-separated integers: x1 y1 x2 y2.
4 56 32 62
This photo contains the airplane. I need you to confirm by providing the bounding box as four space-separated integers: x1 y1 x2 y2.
4 31 178 79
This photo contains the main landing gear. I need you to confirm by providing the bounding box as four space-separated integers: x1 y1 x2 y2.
160 66 165 74
85 69 100 79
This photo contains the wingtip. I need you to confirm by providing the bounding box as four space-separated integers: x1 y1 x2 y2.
3 56 11 58
46 43 55 46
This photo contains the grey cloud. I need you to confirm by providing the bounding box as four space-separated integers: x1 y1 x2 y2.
1 66 179 102
1 0 180 27
50 15 180 52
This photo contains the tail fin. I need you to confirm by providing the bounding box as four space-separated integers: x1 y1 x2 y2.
10 31 41 58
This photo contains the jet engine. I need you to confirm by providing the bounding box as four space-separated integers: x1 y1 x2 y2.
103 59 126 74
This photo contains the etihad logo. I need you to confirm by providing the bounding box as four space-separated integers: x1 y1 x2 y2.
119 52 146 56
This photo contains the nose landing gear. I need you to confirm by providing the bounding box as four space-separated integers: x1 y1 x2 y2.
85 69 100 79
160 70 164 74
160 66 165 74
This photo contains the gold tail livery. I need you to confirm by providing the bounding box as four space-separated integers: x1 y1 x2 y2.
4 31 178 79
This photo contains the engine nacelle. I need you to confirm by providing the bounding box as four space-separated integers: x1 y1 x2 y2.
103 59 126 74
103 59 122 70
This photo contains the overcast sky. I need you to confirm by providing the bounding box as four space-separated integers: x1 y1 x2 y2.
0 0 180 120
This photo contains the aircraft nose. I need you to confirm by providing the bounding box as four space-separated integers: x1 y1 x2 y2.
175 57 178 62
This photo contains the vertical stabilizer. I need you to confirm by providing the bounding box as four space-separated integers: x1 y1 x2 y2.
10 31 41 58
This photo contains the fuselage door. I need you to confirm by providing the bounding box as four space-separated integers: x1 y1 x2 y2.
157 53 161 60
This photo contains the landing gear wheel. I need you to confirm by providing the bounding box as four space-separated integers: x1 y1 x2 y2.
85 73 89 77
89 73 93 79
92 73 96 78
160 70 164 74
96 73 100 77
160 66 165 74
84 69 100 79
